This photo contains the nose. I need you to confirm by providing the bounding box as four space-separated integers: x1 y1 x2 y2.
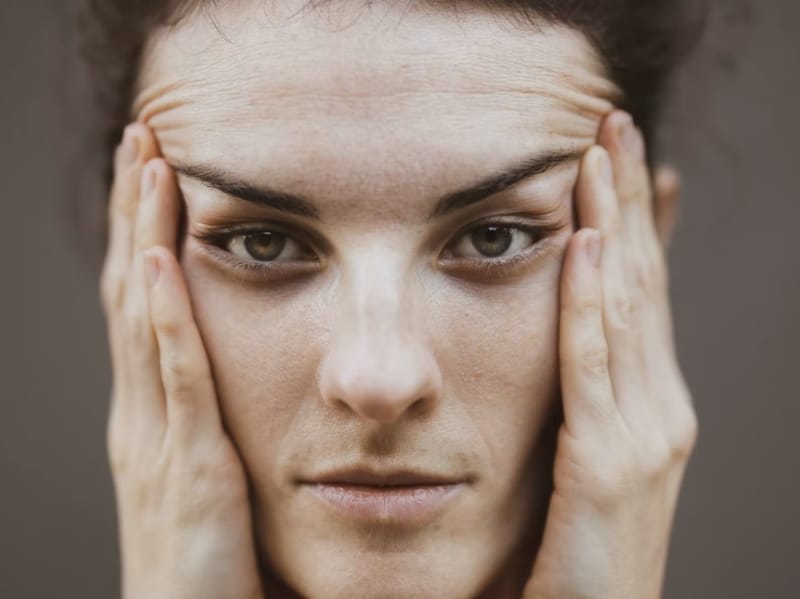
318 256 443 424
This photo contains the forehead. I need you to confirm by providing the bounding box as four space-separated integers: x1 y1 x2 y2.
133 0 617 209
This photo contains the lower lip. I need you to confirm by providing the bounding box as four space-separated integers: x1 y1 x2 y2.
302 482 466 525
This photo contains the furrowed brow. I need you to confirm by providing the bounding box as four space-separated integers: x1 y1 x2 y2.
173 162 322 221
430 148 582 219
172 148 582 221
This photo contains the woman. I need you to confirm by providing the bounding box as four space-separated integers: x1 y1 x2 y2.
83 0 702 597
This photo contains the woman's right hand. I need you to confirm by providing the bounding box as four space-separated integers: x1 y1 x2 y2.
100 123 266 599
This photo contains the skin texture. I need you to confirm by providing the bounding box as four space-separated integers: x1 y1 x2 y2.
101 1 696 598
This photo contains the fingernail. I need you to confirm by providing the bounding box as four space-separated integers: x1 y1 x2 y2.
596 148 613 186
585 230 602 268
119 127 139 166
141 162 157 197
144 252 161 288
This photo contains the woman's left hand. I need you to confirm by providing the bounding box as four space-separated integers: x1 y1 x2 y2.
522 110 699 599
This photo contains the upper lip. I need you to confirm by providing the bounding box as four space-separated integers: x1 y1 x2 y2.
301 468 467 487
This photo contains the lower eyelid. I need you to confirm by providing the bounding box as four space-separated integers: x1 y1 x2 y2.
195 241 323 281
438 236 557 277
446 226 539 259
191 221 560 280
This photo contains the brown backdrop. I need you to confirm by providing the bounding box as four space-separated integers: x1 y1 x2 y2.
1 1 797 597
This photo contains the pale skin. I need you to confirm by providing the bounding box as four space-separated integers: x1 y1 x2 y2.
100 3 698 598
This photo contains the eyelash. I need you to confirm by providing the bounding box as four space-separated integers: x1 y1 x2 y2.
193 217 560 281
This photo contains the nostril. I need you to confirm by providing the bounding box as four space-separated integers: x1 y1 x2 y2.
408 397 428 416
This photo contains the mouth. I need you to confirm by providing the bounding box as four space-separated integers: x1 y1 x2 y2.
297 468 471 525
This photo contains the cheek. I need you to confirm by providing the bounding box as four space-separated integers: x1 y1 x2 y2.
180 253 330 488
431 263 562 484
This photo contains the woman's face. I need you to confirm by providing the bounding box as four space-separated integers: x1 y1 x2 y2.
134 2 616 597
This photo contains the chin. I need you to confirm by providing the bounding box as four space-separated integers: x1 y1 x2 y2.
258 501 531 599
269 541 500 599
254 461 545 599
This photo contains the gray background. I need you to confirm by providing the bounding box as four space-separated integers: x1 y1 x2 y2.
1 0 797 597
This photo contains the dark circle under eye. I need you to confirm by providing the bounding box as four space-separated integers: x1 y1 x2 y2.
470 225 513 257
243 231 286 261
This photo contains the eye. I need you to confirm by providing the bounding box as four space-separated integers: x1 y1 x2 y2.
193 216 559 282
438 218 559 279
446 224 538 260
226 230 313 262
191 223 322 280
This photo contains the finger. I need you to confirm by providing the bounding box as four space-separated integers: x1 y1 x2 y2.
559 227 617 437
134 158 181 253
653 166 681 250
124 158 182 414
145 247 223 445
101 124 160 404
121 162 174 430
100 124 160 317
599 110 663 268
601 113 687 437
575 146 648 430
598 111 651 222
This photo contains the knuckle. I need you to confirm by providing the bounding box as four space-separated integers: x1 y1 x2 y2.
153 312 183 338
672 406 700 460
621 174 649 206
123 300 150 345
573 289 602 314
608 290 638 330
99 267 125 315
633 252 668 297
572 340 610 381
160 350 198 399
167 378 196 405
563 275 602 315
585 393 618 424
638 437 672 479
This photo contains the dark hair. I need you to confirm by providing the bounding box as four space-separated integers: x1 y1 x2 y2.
74 0 706 263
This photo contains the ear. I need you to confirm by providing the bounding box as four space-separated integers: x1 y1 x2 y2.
652 165 682 251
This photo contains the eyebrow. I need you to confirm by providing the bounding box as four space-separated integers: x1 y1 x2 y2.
172 148 583 222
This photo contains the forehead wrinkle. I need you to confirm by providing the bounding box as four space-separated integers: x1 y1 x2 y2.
132 79 193 124
139 89 602 220
132 4 616 210
134 81 610 134
133 3 618 114
137 42 615 103
134 66 612 138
